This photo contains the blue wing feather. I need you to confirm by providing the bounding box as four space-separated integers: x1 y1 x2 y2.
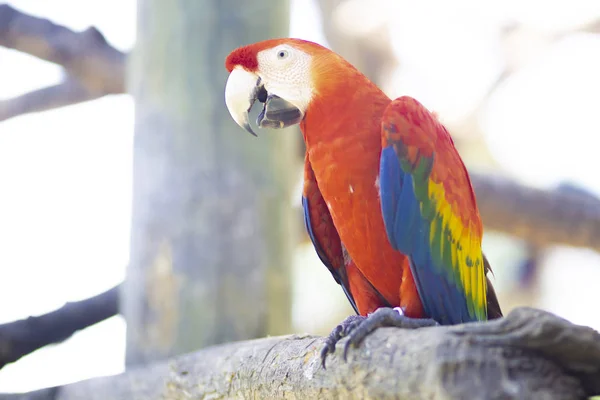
379 147 402 248
379 146 474 324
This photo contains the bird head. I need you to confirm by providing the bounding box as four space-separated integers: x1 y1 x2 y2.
224 38 336 136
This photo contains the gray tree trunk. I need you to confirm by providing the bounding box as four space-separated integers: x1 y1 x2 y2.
124 0 296 365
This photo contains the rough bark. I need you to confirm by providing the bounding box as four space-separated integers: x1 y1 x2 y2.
0 285 119 369
124 0 296 366
0 307 598 399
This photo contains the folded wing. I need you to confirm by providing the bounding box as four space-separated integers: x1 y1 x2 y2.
378 96 488 324
303 157 392 315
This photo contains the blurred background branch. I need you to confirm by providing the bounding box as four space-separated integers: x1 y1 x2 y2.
0 78 103 122
0 285 118 369
0 4 125 120
473 174 600 251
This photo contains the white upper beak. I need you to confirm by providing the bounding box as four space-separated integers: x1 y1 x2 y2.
224 66 260 136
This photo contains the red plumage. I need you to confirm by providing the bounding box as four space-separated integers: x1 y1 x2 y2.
224 39 501 325
225 45 259 72
295 49 425 317
225 39 294 72
303 155 394 314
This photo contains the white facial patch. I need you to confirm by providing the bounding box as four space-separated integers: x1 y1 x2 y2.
256 45 314 115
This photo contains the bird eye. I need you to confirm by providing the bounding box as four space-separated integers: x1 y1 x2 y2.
277 49 289 60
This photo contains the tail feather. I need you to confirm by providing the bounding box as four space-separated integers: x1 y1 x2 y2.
483 254 503 320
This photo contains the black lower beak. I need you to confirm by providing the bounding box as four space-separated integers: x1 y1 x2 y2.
257 94 303 130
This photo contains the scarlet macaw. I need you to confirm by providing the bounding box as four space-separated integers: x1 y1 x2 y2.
224 38 502 366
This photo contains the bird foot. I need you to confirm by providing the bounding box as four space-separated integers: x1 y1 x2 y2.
320 307 439 368
320 314 365 369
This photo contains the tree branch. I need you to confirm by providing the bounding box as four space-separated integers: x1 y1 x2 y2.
0 78 104 122
0 285 119 369
0 307 598 399
0 4 126 119
472 173 600 251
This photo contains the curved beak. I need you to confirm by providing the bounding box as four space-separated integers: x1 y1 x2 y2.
225 67 261 136
225 67 304 137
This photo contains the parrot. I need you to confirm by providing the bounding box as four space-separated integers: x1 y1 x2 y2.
224 38 503 367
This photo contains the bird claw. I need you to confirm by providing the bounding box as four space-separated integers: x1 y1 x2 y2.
320 314 365 369
321 308 440 368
